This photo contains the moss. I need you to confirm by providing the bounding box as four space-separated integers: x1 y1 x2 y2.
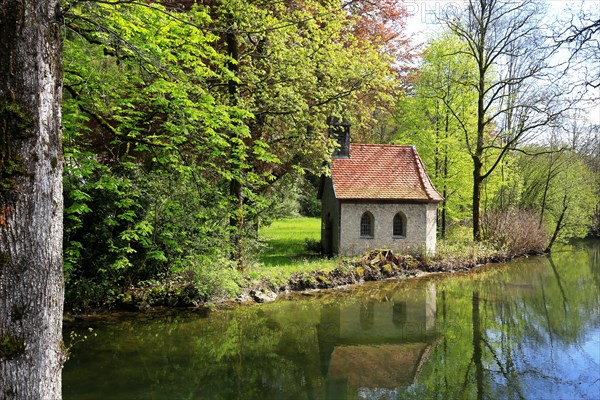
0 334 26 360
0 156 28 195
3 386 15 398
2 157 27 175
0 100 34 136
316 274 330 286
1 99 34 197
406 257 421 270
0 252 7 279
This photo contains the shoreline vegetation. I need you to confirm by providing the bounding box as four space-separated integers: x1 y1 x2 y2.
68 216 554 316
118 245 543 313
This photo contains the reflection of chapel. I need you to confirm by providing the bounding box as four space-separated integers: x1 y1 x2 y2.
318 119 443 256
317 283 437 396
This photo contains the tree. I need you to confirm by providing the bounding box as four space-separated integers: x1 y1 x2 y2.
205 0 402 262
0 0 64 398
580 124 600 235
558 2 600 89
61 1 245 306
518 119 598 250
441 0 568 240
394 32 476 238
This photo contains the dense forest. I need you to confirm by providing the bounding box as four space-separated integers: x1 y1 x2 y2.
54 0 599 310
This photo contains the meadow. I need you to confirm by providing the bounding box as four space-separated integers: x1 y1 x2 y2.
250 217 338 282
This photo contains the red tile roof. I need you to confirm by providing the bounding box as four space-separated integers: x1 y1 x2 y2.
330 144 443 202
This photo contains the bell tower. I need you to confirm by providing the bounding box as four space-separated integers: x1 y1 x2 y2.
327 116 351 158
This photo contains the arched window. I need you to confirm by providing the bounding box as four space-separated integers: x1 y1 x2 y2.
393 212 406 237
360 212 374 237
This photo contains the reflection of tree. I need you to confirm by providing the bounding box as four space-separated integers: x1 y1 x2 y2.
472 291 484 400
403 243 599 399
548 255 570 315
589 240 600 291
63 243 600 399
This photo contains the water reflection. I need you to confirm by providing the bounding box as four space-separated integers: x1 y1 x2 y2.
63 240 600 399
318 283 437 397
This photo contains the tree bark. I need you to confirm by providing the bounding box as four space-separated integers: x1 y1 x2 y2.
472 158 483 241
0 1 64 399
545 194 568 253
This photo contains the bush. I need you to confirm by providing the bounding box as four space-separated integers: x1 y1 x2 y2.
303 238 322 254
63 160 236 311
482 209 547 256
184 256 243 301
299 193 321 217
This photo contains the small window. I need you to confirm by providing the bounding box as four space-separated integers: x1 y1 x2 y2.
393 213 406 237
360 212 374 237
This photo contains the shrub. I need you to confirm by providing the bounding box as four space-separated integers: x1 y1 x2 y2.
303 238 322 254
482 209 547 256
186 256 243 301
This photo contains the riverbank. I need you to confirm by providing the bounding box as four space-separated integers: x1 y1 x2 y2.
240 244 543 303
112 244 543 312
67 217 548 315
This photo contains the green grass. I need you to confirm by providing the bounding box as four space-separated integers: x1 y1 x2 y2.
249 217 337 283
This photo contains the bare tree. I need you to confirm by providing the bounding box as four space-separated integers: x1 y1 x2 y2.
441 0 569 240
559 2 600 89
0 0 64 398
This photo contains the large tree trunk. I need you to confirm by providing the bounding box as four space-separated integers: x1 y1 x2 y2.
0 1 64 398
472 158 483 241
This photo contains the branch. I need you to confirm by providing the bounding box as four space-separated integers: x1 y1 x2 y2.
64 84 169 149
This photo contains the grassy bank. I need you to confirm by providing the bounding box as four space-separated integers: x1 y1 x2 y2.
241 216 546 300
249 217 337 284
116 216 546 310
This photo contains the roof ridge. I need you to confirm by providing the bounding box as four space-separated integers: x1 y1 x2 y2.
350 143 413 148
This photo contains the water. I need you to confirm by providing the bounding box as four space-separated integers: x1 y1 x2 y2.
63 241 600 399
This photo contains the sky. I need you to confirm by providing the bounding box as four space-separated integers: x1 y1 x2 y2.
401 0 600 126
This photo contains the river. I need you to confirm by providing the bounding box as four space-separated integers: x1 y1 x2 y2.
63 240 600 399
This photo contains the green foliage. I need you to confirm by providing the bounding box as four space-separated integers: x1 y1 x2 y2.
60 1 249 309
60 0 399 309
393 32 476 230
517 139 599 246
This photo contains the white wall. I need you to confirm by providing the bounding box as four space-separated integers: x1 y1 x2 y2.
338 202 437 256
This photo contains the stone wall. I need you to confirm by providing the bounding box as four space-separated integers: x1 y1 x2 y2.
320 177 341 256
338 202 437 256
